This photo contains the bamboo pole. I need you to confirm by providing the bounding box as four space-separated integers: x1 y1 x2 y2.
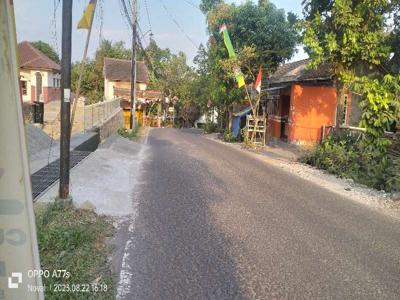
70 0 97 134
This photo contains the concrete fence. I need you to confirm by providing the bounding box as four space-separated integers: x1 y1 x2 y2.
84 98 121 131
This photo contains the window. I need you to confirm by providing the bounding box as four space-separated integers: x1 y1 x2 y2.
53 78 60 88
21 81 27 95
342 95 349 126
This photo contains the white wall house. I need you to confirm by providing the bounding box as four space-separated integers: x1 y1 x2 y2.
18 41 61 103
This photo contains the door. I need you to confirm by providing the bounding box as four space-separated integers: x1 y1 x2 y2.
280 95 290 139
35 72 42 102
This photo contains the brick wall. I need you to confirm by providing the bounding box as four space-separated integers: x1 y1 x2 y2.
43 87 61 103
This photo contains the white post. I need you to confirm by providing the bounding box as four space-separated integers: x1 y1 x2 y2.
0 1 43 298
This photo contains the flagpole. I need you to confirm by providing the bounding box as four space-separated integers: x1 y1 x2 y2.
70 0 97 133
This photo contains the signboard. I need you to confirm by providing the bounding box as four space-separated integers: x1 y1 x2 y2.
0 1 43 299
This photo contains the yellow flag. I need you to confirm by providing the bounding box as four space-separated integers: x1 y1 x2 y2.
78 0 96 29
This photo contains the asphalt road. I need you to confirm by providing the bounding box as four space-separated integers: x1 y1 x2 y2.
119 128 400 300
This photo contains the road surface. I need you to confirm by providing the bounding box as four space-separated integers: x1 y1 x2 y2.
118 128 400 299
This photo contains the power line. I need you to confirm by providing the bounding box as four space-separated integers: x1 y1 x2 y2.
182 0 201 12
156 0 199 49
119 0 134 34
144 0 153 34
137 22 149 48
51 0 61 55
97 0 105 43
118 0 159 78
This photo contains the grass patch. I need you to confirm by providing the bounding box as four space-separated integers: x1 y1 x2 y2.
35 202 115 299
118 126 141 141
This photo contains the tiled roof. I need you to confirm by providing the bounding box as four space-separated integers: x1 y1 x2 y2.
18 41 60 71
104 57 148 83
269 59 332 85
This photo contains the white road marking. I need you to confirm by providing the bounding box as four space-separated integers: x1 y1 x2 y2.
116 128 150 299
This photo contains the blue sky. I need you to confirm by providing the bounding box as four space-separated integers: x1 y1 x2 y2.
14 0 307 65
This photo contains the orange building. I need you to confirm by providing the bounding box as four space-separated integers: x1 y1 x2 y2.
265 59 351 144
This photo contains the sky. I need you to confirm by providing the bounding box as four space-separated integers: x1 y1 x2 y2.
13 0 307 65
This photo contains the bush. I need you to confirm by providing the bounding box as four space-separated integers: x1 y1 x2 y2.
302 132 400 193
223 130 238 143
203 122 218 134
118 125 140 140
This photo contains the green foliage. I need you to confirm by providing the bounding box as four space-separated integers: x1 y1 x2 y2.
302 0 400 170
31 41 60 63
302 0 391 73
35 202 115 299
353 75 400 152
303 133 400 192
301 0 394 127
71 61 103 104
208 1 299 79
180 101 200 127
223 129 237 143
118 126 141 141
71 40 132 104
200 0 223 14
203 121 219 133
193 1 299 130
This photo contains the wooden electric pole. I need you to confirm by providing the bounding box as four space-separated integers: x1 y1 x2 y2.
130 0 137 129
59 0 73 200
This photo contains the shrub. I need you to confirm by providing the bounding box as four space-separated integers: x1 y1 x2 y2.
203 122 218 134
118 125 140 140
302 132 400 193
223 130 237 143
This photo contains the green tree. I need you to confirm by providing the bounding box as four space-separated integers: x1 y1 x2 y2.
94 40 131 72
137 38 173 89
195 0 299 129
302 0 392 127
31 41 60 63
200 0 223 14
71 39 132 104
208 1 299 76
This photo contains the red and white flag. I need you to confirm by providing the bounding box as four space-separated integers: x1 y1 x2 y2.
254 67 262 93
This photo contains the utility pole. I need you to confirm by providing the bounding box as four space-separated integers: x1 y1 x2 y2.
59 0 73 201
130 0 138 129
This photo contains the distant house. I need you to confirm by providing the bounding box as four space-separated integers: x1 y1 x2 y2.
103 58 165 128
103 57 149 100
264 59 352 144
18 41 61 103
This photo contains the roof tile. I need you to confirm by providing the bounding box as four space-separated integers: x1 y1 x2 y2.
18 41 60 71
104 57 148 82
269 59 332 85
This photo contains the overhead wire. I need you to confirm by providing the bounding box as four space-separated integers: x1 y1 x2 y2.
96 0 105 43
156 0 199 49
182 0 202 12
118 0 159 78
144 0 153 35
